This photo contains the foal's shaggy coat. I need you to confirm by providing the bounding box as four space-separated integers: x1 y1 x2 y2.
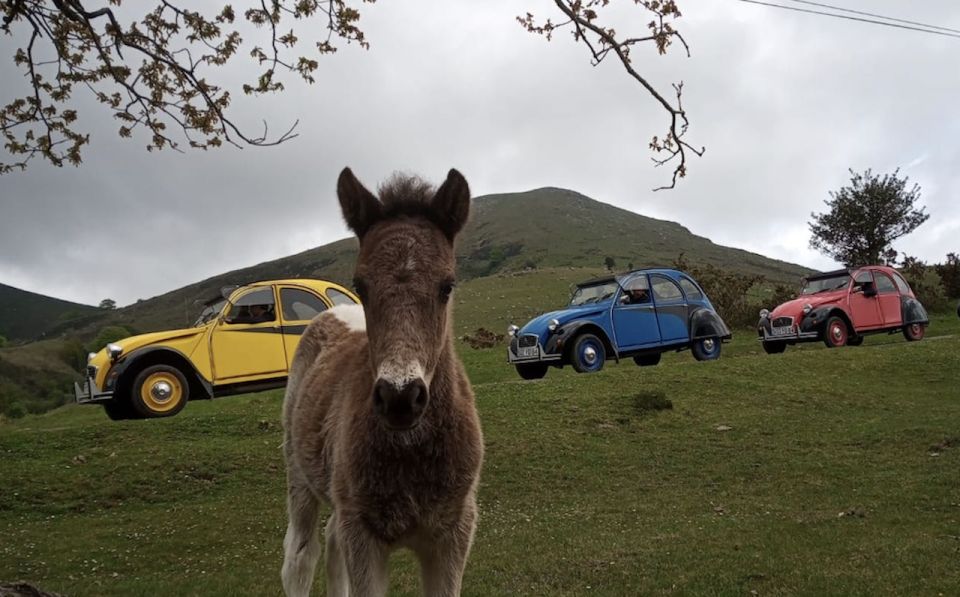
282 169 484 597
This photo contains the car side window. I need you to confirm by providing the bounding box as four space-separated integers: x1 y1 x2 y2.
891 272 912 295
620 275 651 304
223 287 276 324
327 288 358 306
280 288 329 321
852 270 872 291
874 272 896 294
679 277 703 300
651 275 684 303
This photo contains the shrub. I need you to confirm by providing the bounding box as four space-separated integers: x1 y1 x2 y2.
5 402 27 419
934 253 960 298
88 325 134 353
900 255 949 312
673 254 764 328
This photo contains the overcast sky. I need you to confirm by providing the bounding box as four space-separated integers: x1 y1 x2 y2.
2 0 958 306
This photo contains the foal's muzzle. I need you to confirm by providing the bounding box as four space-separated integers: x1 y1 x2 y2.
373 378 428 429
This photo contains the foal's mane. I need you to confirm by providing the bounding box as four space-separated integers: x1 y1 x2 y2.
376 174 438 222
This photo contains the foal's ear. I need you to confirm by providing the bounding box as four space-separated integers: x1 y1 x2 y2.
431 169 471 241
337 167 382 238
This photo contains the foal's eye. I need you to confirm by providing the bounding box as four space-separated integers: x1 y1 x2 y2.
353 278 368 302
439 281 455 301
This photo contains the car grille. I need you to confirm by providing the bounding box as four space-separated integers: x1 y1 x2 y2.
86 365 98 378
518 334 538 348
772 316 794 328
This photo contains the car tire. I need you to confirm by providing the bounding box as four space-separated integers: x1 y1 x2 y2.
131 364 189 418
633 353 662 367
762 341 786 354
516 363 548 380
102 398 137 421
846 335 864 346
902 323 925 342
691 337 722 361
571 333 606 373
823 316 849 348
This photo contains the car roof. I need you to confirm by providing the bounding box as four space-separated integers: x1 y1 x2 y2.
576 268 686 287
227 279 356 300
805 265 902 282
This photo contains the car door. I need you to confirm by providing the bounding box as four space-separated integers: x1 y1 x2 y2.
651 274 689 343
873 271 902 327
848 270 882 329
209 285 287 382
612 274 660 350
278 285 332 369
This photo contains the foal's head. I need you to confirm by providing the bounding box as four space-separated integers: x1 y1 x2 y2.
337 168 470 430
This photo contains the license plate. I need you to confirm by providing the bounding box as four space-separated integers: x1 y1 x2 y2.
518 346 538 358
771 326 794 337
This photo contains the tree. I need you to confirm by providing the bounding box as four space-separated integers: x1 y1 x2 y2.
98 297 116 310
1 1 699 188
604 256 616 271
88 324 132 351
809 169 928 267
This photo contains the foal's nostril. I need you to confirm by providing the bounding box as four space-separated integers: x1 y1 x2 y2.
372 377 429 428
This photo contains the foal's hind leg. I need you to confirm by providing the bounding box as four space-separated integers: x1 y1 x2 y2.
282 483 322 597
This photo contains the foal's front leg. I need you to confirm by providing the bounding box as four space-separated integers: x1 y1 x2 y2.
414 501 478 597
338 515 390 597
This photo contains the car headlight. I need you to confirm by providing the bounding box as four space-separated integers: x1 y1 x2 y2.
507 324 519 337
759 309 770 319
802 303 813 315
548 318 560 332
106 343 123 360
87 352 97 363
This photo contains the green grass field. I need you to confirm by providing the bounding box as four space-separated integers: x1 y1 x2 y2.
2 313 958 596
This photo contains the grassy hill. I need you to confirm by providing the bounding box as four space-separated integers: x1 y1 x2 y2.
0 283 101 342
90 188 812 334
1 314 958 595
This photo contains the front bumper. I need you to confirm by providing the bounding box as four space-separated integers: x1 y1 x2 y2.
758 315 819 343
507 334 562 364
74 376 114 404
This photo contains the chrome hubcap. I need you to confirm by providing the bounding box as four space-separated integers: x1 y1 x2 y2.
151 381 173 403
702 339 715 351
583 346 597 365
832 326 843 339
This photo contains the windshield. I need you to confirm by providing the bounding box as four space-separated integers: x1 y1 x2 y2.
801 275 850 295
570 281 620 306
193 299 226 327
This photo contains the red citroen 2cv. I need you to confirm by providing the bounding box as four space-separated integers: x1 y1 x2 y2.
758 266 929 353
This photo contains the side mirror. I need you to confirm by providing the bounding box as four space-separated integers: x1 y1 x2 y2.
619 294 630 304
863 282 877 297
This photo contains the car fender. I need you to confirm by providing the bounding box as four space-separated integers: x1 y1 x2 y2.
800 305 852 335
689 308 731 340
901 296 929 325
552 320 617 362
111 346 213 399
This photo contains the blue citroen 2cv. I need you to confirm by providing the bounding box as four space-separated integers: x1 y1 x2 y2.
506 268 732 379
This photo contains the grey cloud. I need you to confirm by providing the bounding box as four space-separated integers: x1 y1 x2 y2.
1 0 958 304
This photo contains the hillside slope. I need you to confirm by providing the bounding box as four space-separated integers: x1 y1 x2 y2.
0 283 101 342
102 188 813 333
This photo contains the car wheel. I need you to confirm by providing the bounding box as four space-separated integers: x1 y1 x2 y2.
515 363 548 380
633 353 662 367
846 335 864 347
571 333 605 373
131 365 189 418
823 316 848 348
903 323 925 342
691 337 722 361
102 398 138 421
762 341 786 354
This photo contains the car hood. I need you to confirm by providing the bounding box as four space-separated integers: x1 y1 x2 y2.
771 292 845 317
519 303 609 336
94 327 206 358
